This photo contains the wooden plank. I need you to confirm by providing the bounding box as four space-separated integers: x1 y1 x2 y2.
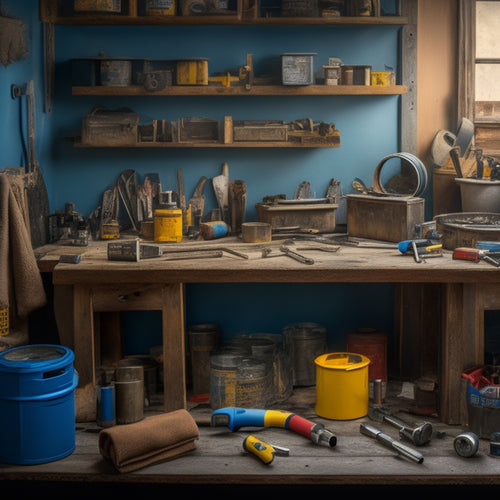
162 283 187 412
72 84 408 96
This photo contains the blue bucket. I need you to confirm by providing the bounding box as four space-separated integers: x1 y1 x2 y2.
0 344 79 465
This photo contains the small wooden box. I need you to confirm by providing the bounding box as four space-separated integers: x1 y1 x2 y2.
81 108 139 146
233 120 288 142
346 194 425 242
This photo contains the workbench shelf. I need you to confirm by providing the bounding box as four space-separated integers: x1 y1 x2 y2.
40 1 407 26
72 84 408 96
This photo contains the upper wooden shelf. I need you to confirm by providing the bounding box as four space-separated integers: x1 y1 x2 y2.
73 84 408 96
40 0 406 26
42 15 407 26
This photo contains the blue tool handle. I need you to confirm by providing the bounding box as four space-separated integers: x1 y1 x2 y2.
212 407 266 431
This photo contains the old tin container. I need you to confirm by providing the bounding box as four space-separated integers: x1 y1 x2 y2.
154 208 183 242
256 202 338 233
281 53 316 85
346 194 424 242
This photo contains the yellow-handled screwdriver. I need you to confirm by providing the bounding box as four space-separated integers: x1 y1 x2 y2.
242 435 289 465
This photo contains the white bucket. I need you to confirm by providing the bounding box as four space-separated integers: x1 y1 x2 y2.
456 178 500 213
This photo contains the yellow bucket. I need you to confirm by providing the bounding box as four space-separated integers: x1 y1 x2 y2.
314 352 370 420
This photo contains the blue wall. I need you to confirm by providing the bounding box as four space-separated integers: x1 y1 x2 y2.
1 1 410 359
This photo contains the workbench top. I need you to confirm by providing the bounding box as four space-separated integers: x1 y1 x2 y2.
36 235 500 285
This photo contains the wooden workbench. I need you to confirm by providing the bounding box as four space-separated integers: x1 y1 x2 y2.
36 236 500 426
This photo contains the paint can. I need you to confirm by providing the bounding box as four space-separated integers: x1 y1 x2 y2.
188 323 220 397
209 353 244 409
236 357 269 408
347 328 388 401
96 384 115 428
154 208 183 242
199 221 228 240
315 352 370 420
114 365 144 424
0 344 78 464
283 322 328 386
100 58 132 86
231 335 278 406
490 432 500 458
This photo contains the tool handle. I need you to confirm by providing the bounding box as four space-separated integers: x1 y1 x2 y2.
243 435 276 465
391 439 424 464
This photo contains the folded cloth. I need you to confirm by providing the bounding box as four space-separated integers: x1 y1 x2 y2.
0 173 47 321
98 409 199 473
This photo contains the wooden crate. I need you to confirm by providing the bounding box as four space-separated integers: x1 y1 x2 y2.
346 194 425 242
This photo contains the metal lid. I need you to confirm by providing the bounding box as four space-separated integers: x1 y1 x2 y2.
315 352 370 371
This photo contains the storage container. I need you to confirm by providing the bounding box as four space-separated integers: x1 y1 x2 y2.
81 108 139 146
346 194 424 242
456 178 500 213
281 53 316 85
434 212 500 250
315 352 370 420
256 202 338 233
463 366 500 438
0 344 78 465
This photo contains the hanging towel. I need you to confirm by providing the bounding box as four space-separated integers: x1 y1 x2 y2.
98 409 199 473
0 173 47 322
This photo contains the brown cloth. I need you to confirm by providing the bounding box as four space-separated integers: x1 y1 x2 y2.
0 173 47 321
98 409 199 473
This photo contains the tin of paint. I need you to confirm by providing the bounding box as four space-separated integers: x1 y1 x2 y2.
154 208 183 242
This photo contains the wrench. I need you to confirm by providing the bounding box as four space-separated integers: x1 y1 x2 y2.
279 245 314 265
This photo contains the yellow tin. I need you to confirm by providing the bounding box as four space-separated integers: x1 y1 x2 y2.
315 352 370 420
154 209 183 242
371 71 395 86
176 59 209 86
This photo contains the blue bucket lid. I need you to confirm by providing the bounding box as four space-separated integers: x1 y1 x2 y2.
0 344 74 373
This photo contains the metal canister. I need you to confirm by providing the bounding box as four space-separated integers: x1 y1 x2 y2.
283 322 328 386
454 431 479 457
154 208 183 242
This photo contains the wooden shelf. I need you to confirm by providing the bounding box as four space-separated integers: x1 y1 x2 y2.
72 84 408 96
74 140 340 149
40 0 406 26
42 15 407 26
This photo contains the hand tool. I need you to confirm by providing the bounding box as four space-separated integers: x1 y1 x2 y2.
359 423 424 463
212 162 229 225
242 435 289 465
368 406 433 446
188 176 208 230
398 239 442 263
279 245 315 265
211 407 337 448
177 169 188 234
454 431 479 458
116 169 139 232
449 145 463 178
453 247 500 267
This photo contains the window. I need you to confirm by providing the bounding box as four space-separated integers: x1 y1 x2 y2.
475 1 500 121
474 0 500 156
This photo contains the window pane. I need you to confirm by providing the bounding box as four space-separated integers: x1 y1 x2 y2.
476 1 500 58
476 64 500 101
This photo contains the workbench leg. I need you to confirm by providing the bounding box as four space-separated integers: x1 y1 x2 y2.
440 283 486 425
73 285 97 422
162 283 187 412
